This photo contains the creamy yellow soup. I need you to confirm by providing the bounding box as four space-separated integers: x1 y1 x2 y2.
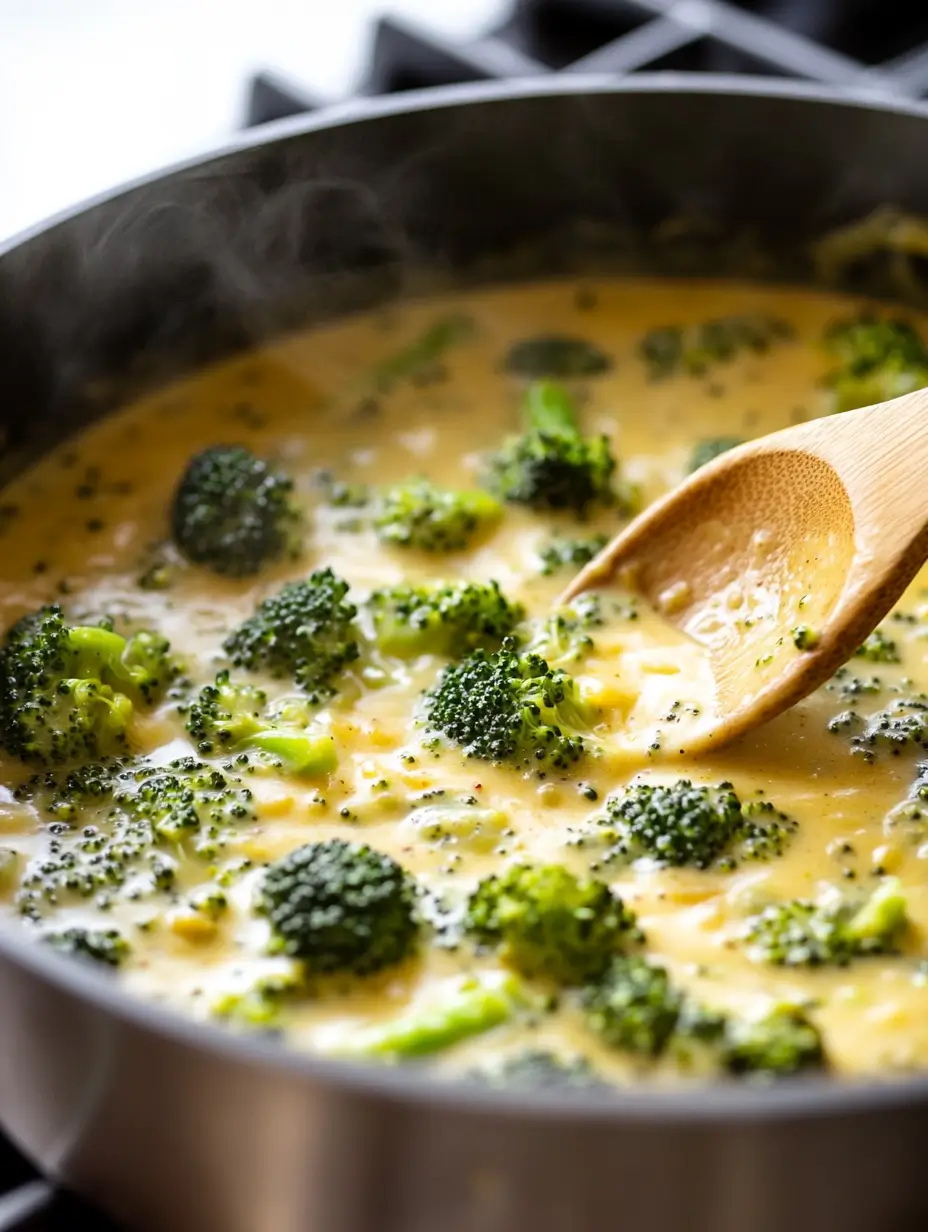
1 276 927 1088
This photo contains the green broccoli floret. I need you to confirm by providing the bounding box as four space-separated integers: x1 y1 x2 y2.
373 478 502 552
504 335 611 379
598 780 795 870
687 436 744 474
742 878 908 967
582 955 682 1056
170 445 302 576
424 638 598 771
854 628 900 664
722 1007 824 1078
223 568 359 702
258 839 419 975
184 672 337 777
473 1049 606 1091
536 534 609 577
638 315 793 380
43 925 130 967
823 314 928 413
367 580 523 659
518 594 603 666
834 697 928 760
465 863 638 985
485 381 621 517
212 966 304 1030
15 755 257 920
0 606 180 766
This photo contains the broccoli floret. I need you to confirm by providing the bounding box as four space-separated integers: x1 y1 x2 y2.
722 1007 824 1078
373 478 502 552
837 697 928 759
0 606 180 766
43 925 130 967
424 638 598 771
212 966 304 1030
598 780 795 870
854 628 900 664
687 436 744 474
223 568 359 702
184 672 337 777
465 863 638 985
170 445 302 576
504 335 611 379
15 755 257 920
518 594 603 666
485 381 621 517
473 1049 606 1091
258 839 419 975
582 955 682 1056
638 315 793 380
536 534 608 577
742 878 908 967
338 972 525 1059
823 314 928 414
367 580 523 659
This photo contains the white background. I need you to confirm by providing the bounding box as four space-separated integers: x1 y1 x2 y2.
0 0 504 242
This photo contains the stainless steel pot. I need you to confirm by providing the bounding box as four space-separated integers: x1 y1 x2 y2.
2 78 928 1232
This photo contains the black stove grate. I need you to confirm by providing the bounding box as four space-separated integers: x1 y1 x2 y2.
245 0 928 128
7 0 928 1227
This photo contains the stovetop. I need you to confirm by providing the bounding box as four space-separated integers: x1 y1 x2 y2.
5 0 928 1225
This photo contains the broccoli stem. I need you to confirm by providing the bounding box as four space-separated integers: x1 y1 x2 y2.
524 381 580 438
244 730 337 777
341 973 524 1058
844 877 907 946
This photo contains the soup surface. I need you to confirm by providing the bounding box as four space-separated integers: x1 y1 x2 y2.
2 277 928 1089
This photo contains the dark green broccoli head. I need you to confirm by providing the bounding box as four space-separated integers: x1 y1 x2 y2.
43 925 130 967
184 672 338 778
687 436 744 474
599 779 795 869
465 862 637 985
823 314 928 413
374 478 502 552
723 1007 824 1078
638 315 793 380
368 580 524 659
742 878 907 967
475 1049 606 1092
424 638 598 771
0 606 179 766
602 780 742 869
582 955 683 1056
504 335 611 379
223 568 359 702
171 445 302 577
259 839 419 974
486 381 617 516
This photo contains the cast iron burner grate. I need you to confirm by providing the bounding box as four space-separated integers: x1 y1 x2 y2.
246 0 928 127
6 0 928 1226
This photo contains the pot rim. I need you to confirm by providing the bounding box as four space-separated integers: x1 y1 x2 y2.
3 73 928 1126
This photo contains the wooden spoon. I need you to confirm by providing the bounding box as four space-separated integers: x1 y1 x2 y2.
559 388 928 754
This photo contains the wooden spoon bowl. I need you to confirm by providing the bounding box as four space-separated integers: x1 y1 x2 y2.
560 388 928 753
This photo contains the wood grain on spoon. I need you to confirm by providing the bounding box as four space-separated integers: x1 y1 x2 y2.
560 387 928 753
